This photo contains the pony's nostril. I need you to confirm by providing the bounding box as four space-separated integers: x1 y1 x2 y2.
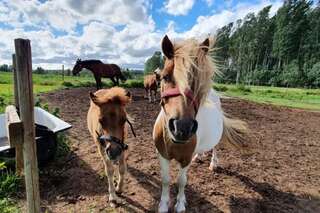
168 118 176 132
191 120 198 134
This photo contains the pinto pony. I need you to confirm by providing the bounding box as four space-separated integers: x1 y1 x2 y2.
144 68 161 103
87 87 135 206
72 59 126 90
153 35 248 213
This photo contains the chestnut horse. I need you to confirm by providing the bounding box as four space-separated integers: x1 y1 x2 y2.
153 35 248 213
87 87 135 206
144 68 161 103
72 59 126 90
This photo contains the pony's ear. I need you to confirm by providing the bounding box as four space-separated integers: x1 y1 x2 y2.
200 38 210 54
89 92 100 105
162 35 174 59
126 91 131 98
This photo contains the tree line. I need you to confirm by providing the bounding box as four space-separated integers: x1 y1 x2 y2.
214 0 320 88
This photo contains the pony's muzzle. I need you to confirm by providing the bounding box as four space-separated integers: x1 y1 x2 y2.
106 145 122 161
168 118 198 142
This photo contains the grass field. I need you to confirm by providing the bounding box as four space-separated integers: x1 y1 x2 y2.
214 84 320 111
0 71 143 113
1 71 320 112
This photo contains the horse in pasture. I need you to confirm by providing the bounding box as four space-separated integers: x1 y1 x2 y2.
144 68 161 103
87 87 135 206
72 59 127 90
153 35 248 213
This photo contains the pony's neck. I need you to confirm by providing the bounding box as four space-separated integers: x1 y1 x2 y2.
81 63 95 73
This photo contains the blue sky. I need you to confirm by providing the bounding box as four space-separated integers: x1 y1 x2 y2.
0 0 282 69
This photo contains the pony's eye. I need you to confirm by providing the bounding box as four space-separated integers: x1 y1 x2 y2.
162 74 170 82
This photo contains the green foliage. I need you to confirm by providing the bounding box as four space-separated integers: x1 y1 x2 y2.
0 64 11 72
215 1 319 88
123 79 144 88
34 67 46 74
307 62 320 87
55 133 70 159
144 51 163 74
61 81 74 87
0 198 20 213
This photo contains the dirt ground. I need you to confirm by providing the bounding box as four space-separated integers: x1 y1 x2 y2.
33 87 320 213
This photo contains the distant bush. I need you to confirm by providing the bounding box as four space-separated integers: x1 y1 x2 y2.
213 85 228 92
307 62 320 88
124 80 144 88
61 81 74 87
34 67 46 74
236 84 252 93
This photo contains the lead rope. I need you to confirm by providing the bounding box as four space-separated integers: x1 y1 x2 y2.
126 119 136 138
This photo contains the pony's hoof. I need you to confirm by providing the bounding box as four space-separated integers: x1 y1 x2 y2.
175 199 186 213
209 163 217 171
158 200 169 213
116 186 123 194
109 194 121 207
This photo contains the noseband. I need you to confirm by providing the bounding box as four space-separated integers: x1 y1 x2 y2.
161 87 199 112
96 119 136 151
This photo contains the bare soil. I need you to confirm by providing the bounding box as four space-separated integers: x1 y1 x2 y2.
33 87 320 213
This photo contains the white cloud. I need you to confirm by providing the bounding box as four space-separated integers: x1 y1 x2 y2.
0 0 283 69
163 0 195 16
166 0 282 39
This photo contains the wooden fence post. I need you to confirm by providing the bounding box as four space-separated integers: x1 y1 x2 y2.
14 38 41 213
62 64 64 81
5 105 24 175
12 54 20 110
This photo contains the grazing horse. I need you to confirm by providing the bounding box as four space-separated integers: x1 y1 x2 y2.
72 59 127 90
153 35 248 213
144 68 161 103
87 87 135 206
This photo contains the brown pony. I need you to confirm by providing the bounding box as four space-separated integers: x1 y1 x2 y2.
87 87 134 206
153 35 248 213
144 68 161 103
72 59 127 90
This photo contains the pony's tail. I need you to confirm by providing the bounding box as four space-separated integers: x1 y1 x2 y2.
221 115 249 150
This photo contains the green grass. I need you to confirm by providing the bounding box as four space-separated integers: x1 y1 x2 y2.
214 83 320 110
0 72 144 113
0 163 21 213
1 71 320 113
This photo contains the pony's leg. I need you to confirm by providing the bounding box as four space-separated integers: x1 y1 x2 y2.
106 160 120 206
158 154 170 213
209 148 219 171
153 90 157 103
148 90 152 103
175 165 189 213
94 75 101 90
97 144 119 206
116 154 126 193
144 88 148 99
110 77 117 86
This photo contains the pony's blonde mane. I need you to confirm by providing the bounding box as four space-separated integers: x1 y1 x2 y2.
172 37 217 105
92 87 131 106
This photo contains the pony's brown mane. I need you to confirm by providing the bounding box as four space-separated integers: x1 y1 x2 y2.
172 37 217 105
92 87 131 105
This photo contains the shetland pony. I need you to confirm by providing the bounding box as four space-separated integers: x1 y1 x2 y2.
87 87 134 206
144 68 161 103
153 35 248 213
72 59 127 90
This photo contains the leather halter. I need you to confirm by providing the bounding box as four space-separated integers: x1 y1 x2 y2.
161 87 199 112
95 119 136 151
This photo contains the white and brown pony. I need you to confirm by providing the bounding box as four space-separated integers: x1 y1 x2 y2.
153 35 248 213
87 87 135 206
144 68 161 103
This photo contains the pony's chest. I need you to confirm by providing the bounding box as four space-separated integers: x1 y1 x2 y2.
195 90 224 153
